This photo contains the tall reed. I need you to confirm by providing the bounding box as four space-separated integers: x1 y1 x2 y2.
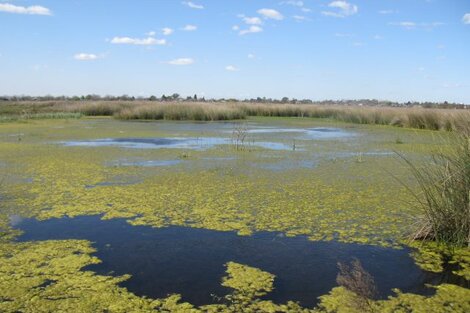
115 103 246 121
402 126 470 247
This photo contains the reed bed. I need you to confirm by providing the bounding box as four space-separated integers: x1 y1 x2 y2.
402 125 470 247
115 103 246 121
2 100 468 131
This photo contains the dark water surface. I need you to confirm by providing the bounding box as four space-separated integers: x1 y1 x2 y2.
16 215 437 307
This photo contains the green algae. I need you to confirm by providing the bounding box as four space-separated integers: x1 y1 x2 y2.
2 141 417 247
317 284 470 313
0 117 469 312
0 240 168 312
408 241 470 280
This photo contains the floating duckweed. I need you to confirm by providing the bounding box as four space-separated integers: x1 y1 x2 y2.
408 241 446 273
408 241 470 280
317 284 470 313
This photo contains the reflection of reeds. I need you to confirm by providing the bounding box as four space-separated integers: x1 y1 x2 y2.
336 258 377 311
2 101 469 131
400 126 470 247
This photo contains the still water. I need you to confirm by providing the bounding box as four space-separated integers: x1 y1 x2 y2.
16 215 437 307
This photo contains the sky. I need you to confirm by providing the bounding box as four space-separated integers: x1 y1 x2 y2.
0 0 469 103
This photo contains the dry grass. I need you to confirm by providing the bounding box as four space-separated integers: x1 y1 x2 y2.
238 103 469 131
1 100 468 131
115 103 246 121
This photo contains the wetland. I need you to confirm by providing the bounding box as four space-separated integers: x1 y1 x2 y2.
1 116 469 312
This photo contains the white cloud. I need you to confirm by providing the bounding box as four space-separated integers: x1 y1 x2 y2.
182 24 197 31
232 25 240 31
334 33 354 37
280 1 311 14
463 13 470 24
392 21 416 29
243 16 262 25
257 8 284 20
146 31 157 36
0 3 51 15
167 58 194 65
248 53 255 59
293 15 306 21
322 1 358 18
182 1 204 9
162 27 174 36
111 36 166 45
390 22 444 30
281 1 304 7
74 53 99 61
239 25 263 35
373 35 383 40
225 65 239 72
378 10 396 15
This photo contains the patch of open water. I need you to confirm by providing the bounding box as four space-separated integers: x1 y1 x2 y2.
14 215 444 307
108 159 183 167
245 127 355 139
60 137 293 151
58 127 356 152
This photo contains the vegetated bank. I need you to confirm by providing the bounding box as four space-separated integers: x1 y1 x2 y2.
1 100 469 131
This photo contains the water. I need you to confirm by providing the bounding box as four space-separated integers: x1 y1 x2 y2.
15 215 438 307
232 127 356 139
109 159 182 167
59 127 356 152
61 137 292 151
253 159 317 171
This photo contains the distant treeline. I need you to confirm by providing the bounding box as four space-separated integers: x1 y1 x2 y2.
0 95 468 109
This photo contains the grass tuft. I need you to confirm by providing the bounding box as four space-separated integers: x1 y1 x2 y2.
401 126 470 247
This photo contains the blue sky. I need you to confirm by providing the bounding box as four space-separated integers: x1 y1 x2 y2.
0 0 469 103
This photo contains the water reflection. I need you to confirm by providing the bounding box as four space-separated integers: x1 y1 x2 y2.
15 215 438 307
